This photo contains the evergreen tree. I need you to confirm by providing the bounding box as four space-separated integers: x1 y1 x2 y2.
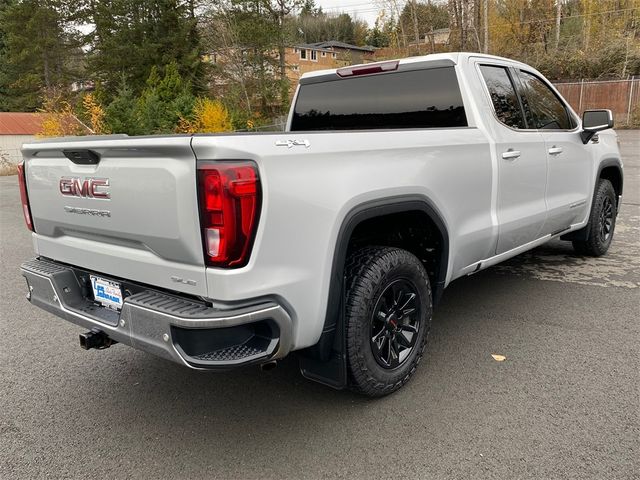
0 0 82 111
136 62 195 133
104 79 140 134
399 1 449 45
87 0 204 99
258 0 304 111
294 10 365 45
205 1 285 117
367 21 391 48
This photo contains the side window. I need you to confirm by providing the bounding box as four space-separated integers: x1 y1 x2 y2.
479 65 526 129
518 71 572 130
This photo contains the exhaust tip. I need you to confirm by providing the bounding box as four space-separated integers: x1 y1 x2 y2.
260 361 277 371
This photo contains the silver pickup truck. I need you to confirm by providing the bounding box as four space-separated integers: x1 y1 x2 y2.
19 53 623 396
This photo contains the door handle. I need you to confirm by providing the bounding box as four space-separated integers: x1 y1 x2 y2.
548 146 563 155
501 149 521 160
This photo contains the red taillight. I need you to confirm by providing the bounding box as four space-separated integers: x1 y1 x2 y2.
197 162 261 268
16 161 34 232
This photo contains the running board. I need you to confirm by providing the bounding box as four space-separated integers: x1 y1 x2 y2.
461 234 552 276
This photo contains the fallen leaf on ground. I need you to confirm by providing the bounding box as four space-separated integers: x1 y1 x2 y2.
491 354 506 362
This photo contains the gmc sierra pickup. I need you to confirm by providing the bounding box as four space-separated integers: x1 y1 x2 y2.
19 53 623 396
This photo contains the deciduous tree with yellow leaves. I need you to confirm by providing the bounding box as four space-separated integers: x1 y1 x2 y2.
37 89 86 138
177 98 233 133
82 93 110 135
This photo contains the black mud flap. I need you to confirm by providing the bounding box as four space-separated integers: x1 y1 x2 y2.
560 226 589 242
298 276 348 389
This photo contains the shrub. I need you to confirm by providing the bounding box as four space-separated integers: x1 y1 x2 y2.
177 98 232 133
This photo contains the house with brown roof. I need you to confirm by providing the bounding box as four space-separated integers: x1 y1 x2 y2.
206 41 377 101
0 112 89 164
284 42 376 91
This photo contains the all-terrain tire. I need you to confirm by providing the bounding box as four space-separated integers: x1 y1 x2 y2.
345 246 432 397
572 179 617 257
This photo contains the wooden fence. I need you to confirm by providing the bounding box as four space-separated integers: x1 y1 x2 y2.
554 78 639 126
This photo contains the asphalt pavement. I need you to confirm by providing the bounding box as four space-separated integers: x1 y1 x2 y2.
1 131 638 479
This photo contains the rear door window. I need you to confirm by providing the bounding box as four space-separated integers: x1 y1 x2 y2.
479 65 526 129
517 70 573 130
290 66 467 131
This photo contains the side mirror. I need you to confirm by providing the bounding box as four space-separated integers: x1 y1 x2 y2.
581 109 614 144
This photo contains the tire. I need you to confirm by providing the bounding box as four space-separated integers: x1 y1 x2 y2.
572 178 617 257
344 246 432 397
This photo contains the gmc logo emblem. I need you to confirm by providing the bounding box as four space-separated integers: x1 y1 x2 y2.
59 177 110 199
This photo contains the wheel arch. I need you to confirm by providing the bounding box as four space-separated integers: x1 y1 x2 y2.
597 158 623 205
328 195 449 319
562 157 623 243
299 195 449 387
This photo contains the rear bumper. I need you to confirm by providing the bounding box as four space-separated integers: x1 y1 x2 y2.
21 258 293 369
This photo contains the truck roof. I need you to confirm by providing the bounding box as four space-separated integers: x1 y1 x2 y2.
299 52 531 83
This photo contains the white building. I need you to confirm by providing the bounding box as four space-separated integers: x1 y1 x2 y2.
0 112 89 164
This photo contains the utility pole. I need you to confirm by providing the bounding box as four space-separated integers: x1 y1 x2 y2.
622 34 630 78
429 27 435 52
483 0 489 53
411 0 420 45
554 0 561 50
390 0 406 47
584 0 590 51
462 1 466 50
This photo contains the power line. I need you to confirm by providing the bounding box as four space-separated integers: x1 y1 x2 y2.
319 3 638 27
504 6 638 26
320 1 376 11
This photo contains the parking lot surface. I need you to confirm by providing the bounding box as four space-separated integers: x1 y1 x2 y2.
1 131 638 479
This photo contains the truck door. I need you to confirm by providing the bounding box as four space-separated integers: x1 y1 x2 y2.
478 64 548 254
514 69 592 235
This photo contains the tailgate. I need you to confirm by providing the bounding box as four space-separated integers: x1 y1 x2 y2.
21 135 207 297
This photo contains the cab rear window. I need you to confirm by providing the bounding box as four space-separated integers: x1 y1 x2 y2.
290 66 467 131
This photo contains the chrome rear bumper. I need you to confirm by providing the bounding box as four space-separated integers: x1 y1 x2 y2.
21 258 293 369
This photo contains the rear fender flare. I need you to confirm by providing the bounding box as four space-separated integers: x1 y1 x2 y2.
324 195 449 347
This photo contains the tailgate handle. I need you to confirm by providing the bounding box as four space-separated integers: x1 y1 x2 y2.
63 149 101 165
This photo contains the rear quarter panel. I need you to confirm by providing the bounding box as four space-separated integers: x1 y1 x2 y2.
192 128 493 349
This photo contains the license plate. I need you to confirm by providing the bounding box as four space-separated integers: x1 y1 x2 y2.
90 275 123 311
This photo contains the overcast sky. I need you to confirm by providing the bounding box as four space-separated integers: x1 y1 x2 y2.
77 1 398 36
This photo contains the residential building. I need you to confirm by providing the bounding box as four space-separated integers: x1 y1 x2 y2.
285 44 345 84
286 42 376 85
296 41 376 64
373 29 451 61
206 41 377 96
410 28 451 47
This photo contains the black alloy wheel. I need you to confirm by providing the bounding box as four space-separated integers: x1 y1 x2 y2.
370 279 421 369
598 195 614 243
